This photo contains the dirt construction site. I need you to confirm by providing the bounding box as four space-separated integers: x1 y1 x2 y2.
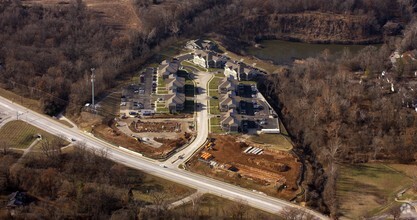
186 135 302 200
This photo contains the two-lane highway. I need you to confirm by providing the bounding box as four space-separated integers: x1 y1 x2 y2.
0 95 328 219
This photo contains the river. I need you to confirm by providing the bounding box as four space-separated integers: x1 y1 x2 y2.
246 40 373 65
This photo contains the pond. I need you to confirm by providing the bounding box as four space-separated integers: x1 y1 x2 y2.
246 40 374 65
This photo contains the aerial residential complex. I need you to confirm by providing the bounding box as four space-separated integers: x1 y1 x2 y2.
119 39 279 134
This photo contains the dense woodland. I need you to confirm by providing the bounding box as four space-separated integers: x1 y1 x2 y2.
0 0 416 115
261 19 417 217
1 0 417 218
0 144 277 219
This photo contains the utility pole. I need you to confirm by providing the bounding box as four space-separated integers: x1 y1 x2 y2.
91 68 95 112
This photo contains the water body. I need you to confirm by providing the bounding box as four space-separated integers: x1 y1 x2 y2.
246 40 372 65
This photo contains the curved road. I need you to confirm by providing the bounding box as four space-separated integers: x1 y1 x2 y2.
0 86 328 220
165 70 212 166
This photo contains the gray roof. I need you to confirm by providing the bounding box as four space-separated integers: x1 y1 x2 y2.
167 77 185 89
195 50 214 61
158 60 179 76
218 78 237 89
220 96 236 107
166 93 185 107
221 110 239 126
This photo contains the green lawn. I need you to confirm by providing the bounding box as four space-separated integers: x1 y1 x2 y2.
208 89 219 98
157 88 168 95
158 77 166 87
181 61 207 72
207 68 223 73
0 120 67 149
214 72 225 77
209 98 220 115
239 80 257 85
210 117 222 133
208 77 222 90
337 163 414 219
156 102 169 113
156 102 166 108
173 194 281 219
250 134 293 151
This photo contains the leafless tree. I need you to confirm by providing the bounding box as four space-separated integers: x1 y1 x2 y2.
0 140 10 155
40 139 62 164
279 207 316 220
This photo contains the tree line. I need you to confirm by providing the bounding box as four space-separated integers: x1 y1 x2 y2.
0 0 415 116
259 31 417 216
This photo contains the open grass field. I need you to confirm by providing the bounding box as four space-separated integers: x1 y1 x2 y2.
0 120 66 149
337 163 415 219
250 134 293 151
173 194 281 219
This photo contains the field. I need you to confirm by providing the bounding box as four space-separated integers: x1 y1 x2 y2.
173 194 281 219
249 134 293 151
337 163 416 219
187 135 302 200
0 120 67 149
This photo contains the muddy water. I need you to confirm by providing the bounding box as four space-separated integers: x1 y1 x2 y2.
246 40 373 65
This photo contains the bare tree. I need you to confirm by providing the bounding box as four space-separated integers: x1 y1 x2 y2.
40 139 62 165
388 205 401 220
279 207 316 220
230 199 249 220
0 140 10 155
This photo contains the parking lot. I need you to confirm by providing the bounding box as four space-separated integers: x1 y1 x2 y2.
121 67 156 116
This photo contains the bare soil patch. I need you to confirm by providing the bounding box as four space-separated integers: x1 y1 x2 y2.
93 120 188 159
187 135 302 200
130 120 181 133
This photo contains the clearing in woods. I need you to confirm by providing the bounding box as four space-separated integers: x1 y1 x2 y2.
23 0 141 34
187 135 302 200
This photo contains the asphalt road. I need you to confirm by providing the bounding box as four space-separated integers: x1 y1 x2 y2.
0 93 328 219
165 70 212 166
